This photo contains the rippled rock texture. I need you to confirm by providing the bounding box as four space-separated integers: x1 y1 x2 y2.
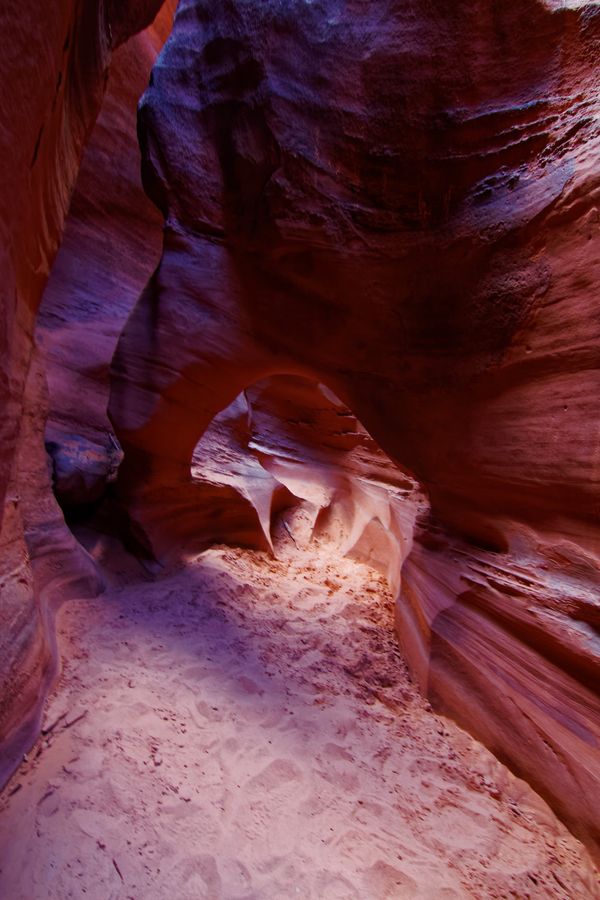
38 2 177 512
109 0 600 857
0 0 168 786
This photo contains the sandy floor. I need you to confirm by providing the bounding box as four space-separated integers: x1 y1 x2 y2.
1 519 598 900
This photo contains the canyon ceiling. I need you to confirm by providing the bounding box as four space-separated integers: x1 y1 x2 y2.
0 0 599 866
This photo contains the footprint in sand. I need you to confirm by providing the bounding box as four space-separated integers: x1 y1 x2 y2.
175 853 222 899
420 802 490 853
247 758 304 792
323 742 355 763
318 743 362 792
236 675 266 696
314 870 361 899
182 664 212 683
37 789 60 818
363 860 419 898
195 700 223 722
219 857 253 895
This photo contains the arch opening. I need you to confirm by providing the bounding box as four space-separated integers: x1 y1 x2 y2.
190 373 429 599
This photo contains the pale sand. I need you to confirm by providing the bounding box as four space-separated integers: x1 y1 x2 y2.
1 518 598 899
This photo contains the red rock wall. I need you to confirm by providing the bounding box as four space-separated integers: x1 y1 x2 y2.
108 0 600 857
37 2 177 510
0 0 168 787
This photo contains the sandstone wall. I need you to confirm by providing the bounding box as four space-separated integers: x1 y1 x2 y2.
108 0 600 856
0 0 167 786
37 2 177 510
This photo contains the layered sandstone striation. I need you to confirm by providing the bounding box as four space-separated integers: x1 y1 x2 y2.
189 377 424 577
0 0 169 786
109 0 600 856
38 2 177 512
0 0 598 868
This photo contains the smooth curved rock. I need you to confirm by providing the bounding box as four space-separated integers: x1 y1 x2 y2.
37 1 177 511
0 0 170 788
188 376 423 574
109 0 600 857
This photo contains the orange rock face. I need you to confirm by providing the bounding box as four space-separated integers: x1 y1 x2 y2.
0 0 169 786
108 0 600 857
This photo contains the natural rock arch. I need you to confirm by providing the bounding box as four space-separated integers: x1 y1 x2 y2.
108 0 600 858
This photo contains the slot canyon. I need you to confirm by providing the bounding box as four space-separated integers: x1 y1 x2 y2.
0 0 599 896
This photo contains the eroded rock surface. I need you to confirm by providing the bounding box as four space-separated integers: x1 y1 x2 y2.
37 2 177 512
0 0 170 787
109 0 600 856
